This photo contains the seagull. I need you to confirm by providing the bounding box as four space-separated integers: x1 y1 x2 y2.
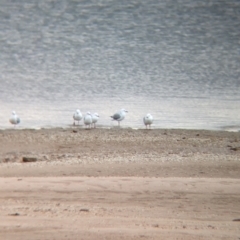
91 113 99 128
110 109 128 126
143 113 153 129
73 109 82 125
84 112 92 128
9 111 20 127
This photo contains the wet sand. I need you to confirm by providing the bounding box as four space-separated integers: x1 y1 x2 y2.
0 128 240 239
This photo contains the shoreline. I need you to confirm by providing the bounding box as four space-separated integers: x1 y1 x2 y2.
0 127 239 178
1 125 240 133
1 123 240 132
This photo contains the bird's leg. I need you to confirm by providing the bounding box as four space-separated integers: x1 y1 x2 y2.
73 121 75 126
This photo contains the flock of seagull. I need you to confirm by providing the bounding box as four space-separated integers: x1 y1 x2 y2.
9 109 154 129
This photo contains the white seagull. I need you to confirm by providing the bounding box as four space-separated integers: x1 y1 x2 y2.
110 109 128 126
143 113 153 129
9 111 20 127
84 112 93 128
73 109 82 125
91 113 100 128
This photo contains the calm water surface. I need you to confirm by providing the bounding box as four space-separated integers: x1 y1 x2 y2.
0 0 240 130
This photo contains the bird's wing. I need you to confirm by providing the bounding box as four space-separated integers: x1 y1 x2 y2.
111 113 121 120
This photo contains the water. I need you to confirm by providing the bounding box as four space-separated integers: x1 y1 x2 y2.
0 0 240 130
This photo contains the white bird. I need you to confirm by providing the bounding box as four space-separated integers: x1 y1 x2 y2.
9 111 20 127
143 113 153 129
91 113 99 128
110 109 128 126
84 112 92 128
73 109 82 125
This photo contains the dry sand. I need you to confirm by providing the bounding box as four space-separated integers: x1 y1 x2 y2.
0 127 240 239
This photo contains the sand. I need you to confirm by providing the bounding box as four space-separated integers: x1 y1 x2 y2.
0 127 240 239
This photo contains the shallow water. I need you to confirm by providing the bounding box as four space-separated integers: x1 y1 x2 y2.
0 0 240 130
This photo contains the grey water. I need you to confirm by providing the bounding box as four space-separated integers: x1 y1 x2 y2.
0 0 240 130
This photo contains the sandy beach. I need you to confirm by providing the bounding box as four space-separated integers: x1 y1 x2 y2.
0 127 240 239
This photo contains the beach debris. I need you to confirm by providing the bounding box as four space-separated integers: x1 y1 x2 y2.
227 146 240 151
233 218 240 222
22 157 37 162
79 208 89 212
3 156 19 163
3 158 10 162
207 225 215 229
8 213 20 216
43 155 49 160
